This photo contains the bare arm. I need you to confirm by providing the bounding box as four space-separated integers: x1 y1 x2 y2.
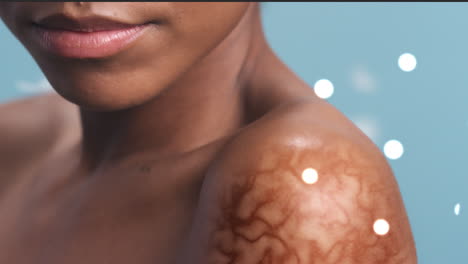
180 124 418 263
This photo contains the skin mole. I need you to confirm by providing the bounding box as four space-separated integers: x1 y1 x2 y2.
138 165 153 173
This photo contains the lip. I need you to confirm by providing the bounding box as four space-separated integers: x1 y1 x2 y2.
33 14 147 32
30 14 153 59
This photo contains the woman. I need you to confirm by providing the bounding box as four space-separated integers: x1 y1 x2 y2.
0 2 417 263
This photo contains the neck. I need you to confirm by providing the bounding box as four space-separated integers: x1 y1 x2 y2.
77 3 272 171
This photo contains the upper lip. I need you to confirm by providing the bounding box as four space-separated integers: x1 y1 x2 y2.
33 14 145 32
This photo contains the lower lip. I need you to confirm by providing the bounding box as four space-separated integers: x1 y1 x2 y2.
31 24 150 59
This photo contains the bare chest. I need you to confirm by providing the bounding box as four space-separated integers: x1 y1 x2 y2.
0 157 211 264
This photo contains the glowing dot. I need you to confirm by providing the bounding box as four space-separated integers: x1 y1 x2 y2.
398 53 417 72
314 79 334 99
454 203 461 216
383 139 404 160
373 219 390 236
302 168 319 184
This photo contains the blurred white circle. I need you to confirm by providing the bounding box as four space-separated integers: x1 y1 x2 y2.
373 219 390 236
301 168 319 184
314 79 334 99
454 203 461 216
383 139 404 160
398 53 417 72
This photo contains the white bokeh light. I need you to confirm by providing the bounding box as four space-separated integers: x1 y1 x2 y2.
301 168 319 184
373 219 390 236
398 53 417 72
454 203 461 216
383 139 404 160
313 79 334 99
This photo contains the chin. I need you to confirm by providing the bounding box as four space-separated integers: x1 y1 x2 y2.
52 81 161 112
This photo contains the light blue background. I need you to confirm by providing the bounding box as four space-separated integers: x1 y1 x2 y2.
1 3 467 263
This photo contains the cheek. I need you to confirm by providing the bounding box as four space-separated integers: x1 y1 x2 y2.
0 3 12 17
0 3 16 30
170 3 250 53
0 3 41 38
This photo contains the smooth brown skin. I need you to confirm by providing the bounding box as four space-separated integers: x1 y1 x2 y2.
0 2 417 264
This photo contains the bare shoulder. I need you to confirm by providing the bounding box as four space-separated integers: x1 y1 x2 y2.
0 92 69 129
0 93 79 173
180 99 418 264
